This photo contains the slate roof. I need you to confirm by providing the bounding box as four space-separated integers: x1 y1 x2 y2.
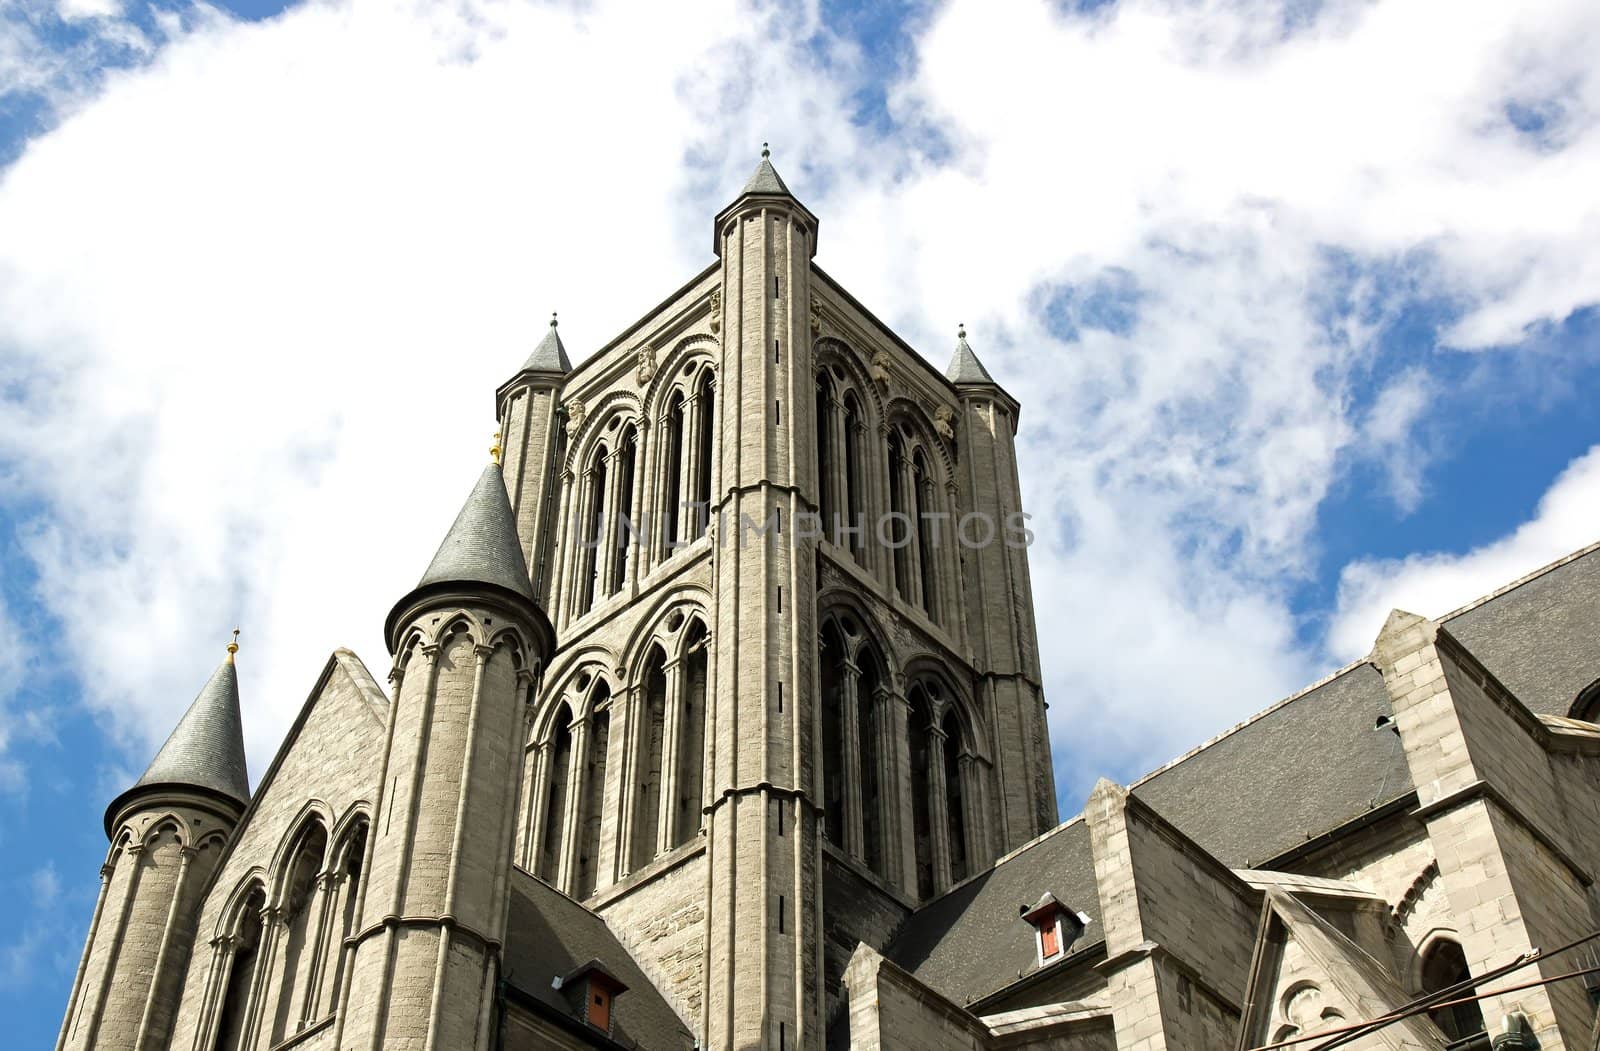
883 818 1099 1007
503 869 695 1049
415 463 536 603
741 152 792 197
883 544 1600 1007
130 653 250 807
1443 542 1600 717
520 317 572 374
946 329 997 385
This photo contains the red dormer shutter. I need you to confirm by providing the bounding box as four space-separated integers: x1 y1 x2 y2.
1040 920 1060 958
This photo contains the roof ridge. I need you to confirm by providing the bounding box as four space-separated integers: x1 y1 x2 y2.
1439 538 1600 622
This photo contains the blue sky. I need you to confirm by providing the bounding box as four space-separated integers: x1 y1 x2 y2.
2 0 1599 1043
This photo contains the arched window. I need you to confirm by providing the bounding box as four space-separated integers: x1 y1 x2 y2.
1421 939 1485 1040
693 372 715 536
270 819 327 1043
609 427 638 596
323 819 367 1017
858 652 885 876
660 392 685 557
912 447 938 622
576 686 611 899
942 711 968 884
538 704 574 883
212 884 265 1051
842 392 863 557
887 433 909 597
674 620 708 848
908 685 936 899
819 620 847 845
578 443 608 614
632 647 668 872
816 373 836 536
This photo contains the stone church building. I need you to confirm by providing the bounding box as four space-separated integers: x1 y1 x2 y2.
56 154 1600 1050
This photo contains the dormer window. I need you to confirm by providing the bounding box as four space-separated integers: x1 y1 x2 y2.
1020 892 1089 966
555 959 629 1038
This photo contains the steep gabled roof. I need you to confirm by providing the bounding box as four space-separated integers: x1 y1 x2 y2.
503 868 695 1049
129 651 250 807
415 463 536 603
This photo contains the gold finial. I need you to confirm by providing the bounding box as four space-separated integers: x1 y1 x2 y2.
491 430 503 465
227 628 240 663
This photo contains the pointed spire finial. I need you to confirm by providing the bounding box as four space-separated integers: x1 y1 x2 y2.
762 141 770 159
958 322 966 340
550 311 558 329
226 628 240 663
491 430 503 465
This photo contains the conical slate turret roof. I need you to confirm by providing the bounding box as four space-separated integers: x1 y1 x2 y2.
742 147 792 197
416 463 536 603
946 325 997 385
519 314 572 374
132 650 250 806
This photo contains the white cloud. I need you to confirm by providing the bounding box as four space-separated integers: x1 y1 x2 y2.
1329 444 1600 660
0 0 1597 813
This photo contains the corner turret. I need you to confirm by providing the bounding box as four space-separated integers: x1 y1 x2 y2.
341 459 555 1050
713 143 818 257
496 314 571 606
60 637 250 1051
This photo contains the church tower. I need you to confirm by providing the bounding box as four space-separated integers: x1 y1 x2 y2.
57 640 249 1051
337 462 555 1050
701 148 824 1049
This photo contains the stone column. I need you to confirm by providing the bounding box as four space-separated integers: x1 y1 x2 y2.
55 861 114 1051
596 447 624 598
131 844 196 1051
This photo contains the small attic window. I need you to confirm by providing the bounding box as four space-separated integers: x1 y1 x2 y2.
1020 892 1089 967
556 959 629 1038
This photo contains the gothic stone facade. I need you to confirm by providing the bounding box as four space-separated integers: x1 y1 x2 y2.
57 156 1600 1050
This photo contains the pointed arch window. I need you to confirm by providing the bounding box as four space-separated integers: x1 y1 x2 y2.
674 620 708 848
887 433 909 597
942 711 969 884
608 427 638 596
816 373 836 536
268 819 327 1044
211 884 266 1051
908 686 936 899
578 443 608 614
912 447 939 623
575 686 611 899
819 621 847 846
842 392 863 558
660 392 685 557
693 373 715 536
538 704 574 883
631 648 668 873
323 819 366 1019
1421 939 1485 1040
